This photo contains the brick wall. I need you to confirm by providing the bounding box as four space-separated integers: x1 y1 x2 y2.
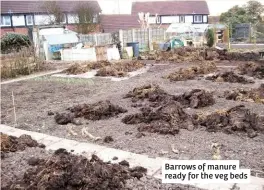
1 27 29 36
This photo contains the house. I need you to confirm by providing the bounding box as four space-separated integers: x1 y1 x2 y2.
0 1 101 36
131 1 209 25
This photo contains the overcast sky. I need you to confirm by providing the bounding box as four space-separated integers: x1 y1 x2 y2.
98 0 264 16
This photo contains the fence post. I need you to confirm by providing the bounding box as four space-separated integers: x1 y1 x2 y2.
94 34 98 46
119 30 124 49
148 28 153 51
163 29 166 40
132 29 136 42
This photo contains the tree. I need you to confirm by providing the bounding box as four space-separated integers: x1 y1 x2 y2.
42 1 65 24
74 3 99 34
245 0 264 24
206 29 215 47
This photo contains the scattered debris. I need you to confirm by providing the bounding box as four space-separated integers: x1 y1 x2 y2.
206 71 255 84
122 101 195 135
224 84 264 104
104 136 114 143
119 160 130 167
27 157 44 166
238 61 264 79
135 132 146 138
67 126 78 136
174 89 215 108
165 61 217 81
55 101 127 125
47 111 54 116
1 133 44 154
81 127 102 141
5 150 147 189
195 105 263 138
171 144 179 154
211 143 221 160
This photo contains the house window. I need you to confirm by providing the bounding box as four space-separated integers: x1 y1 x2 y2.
179 16 184 23
93 14 98 23
156 16 161 24
194 15 202 23
1 16 11 26
26 15 33 25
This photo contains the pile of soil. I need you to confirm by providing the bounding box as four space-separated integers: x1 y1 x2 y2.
1 133 44 156
64 61 111 75
206 71 254 84
195 105 264 138
64 63 89 75
174 89 215 108
122 101 195 135
165 61 217 81
125 85 215 108
96 61 145 77
224 84 264 104
5 149 147 190
124 84 173 103
55 100 127 125
139 47 260 62
238 61 264 79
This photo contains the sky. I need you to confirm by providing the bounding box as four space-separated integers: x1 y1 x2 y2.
98 0 264 16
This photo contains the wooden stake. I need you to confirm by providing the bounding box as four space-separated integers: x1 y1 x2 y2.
11 91 17 126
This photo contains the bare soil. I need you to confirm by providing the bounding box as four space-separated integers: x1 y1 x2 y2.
1 134 202 190
1 60 264 174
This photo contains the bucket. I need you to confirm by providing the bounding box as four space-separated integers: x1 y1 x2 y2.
127 42 139 57
125 47 133 58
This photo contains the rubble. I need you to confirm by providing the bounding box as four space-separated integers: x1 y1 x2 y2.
206 71 255 84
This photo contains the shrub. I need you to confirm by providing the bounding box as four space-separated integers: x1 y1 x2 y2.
1 33 31 54
207 29 215 48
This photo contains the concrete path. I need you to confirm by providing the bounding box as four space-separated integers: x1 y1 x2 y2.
1 69 64 85
1 124 263 190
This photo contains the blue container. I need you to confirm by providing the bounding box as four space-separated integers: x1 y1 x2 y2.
127 42 139 57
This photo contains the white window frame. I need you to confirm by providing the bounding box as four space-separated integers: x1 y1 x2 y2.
179 16 184 23
194 15 202 23
1 15 11 26
26 15 33 25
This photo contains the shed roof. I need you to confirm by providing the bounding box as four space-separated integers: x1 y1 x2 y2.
44 33 78 45
1 1 101 14
132 1 209 15
100 14 140 33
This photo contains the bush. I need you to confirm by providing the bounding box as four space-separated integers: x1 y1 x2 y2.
1 33 31 54
207 29 215 48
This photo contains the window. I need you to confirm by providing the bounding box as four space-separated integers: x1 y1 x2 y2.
179 16 184 23
156 16 161 24
194 15 202 23
26 15 33 25
1 16 11 26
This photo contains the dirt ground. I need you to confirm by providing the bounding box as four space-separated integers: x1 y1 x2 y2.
1 60 264 175
1 135 203 190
